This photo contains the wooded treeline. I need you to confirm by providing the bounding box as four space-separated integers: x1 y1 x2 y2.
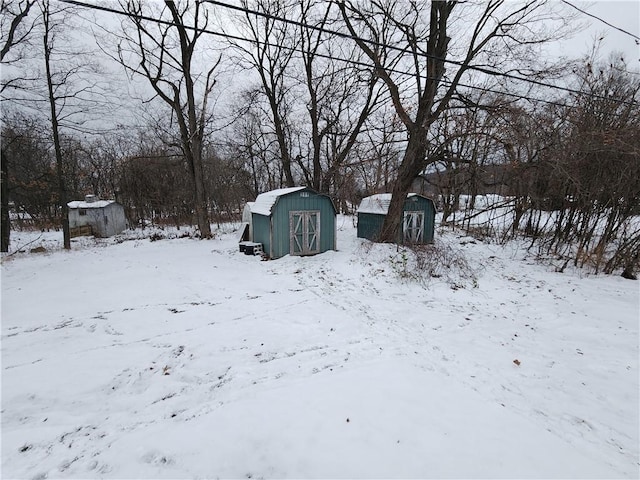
1 0 639 275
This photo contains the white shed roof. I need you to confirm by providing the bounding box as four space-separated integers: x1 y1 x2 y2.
250 187 306 216
67 200 115 209
356 193 420 215
242 202 255 224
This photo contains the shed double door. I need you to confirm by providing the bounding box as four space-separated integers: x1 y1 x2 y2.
290 211 320 255
403 211 424 243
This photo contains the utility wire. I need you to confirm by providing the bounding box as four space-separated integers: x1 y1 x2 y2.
59 0 638 109
560 0 640 42
204 0 638 102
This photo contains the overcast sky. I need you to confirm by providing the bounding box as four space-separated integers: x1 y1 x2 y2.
3 0 637 136
559 0 640 65
80 0 640 134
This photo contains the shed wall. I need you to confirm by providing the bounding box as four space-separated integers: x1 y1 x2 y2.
68 209 89 230
102 203 127 237
68 208 104 235
252 213 272 257
357 213 385 241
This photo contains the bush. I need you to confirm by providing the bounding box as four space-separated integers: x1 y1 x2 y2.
388 239 478 289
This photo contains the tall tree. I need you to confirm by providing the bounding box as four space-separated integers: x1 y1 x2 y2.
1 115 70 227
1 138 10 252
41 0 70 248
296 0 383 198
116 0 220 238
39 0 107 248
230 0 299 187
339 0 572 242
1 0 37 252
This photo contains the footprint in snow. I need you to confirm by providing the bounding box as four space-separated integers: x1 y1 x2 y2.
141 450 174 466
104 325 123 336
88 460 112 474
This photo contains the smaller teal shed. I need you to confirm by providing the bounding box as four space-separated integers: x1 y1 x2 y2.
246 187 337 259
357 193 436 244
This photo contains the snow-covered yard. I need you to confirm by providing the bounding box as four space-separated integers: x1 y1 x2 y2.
2 217 638 479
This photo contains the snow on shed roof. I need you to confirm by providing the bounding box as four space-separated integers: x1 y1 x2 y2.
356 193 420 215
67 200 116 209
250 187 307 216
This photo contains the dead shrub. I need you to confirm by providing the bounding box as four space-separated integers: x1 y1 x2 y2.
389 239 478 289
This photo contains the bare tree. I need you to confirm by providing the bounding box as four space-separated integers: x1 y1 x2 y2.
2 124 106 232
1 113 67 228
2 0 113 249
545 56 640 275
296 0 383 199
228 0 385 201
229 0 299 187
41 0 70 248
352 104 404 195
226 99 284 196
1 0 37 93
339 0 572 243
1 136 10 252
116 0 220 238
1 0 36 252
39 0 109 248
1 0 34 59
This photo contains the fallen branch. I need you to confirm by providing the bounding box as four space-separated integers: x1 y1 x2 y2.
2 233 44 258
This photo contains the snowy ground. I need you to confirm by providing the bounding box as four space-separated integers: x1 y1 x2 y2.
2 217 639 479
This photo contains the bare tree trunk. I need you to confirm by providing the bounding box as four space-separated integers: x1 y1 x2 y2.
1 147 10 252
380 131 428 241
167 1 213 238
267 92 295 187
1 0 35 62
42 0 70 249
181 136 211 237
2 0 38 251
116 0 217 238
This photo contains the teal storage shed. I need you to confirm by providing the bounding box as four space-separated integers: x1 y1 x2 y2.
357 193 436 244
247 187 337 259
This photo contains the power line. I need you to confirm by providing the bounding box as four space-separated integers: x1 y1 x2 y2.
59 0 638 109
560 0 640 42
204 0 639 103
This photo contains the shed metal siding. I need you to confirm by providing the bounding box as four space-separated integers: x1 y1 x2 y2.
357 213 385 241
89 209 106 237
68 209 87 230
357 194 436 244
103 203 127 237
252 213 272 257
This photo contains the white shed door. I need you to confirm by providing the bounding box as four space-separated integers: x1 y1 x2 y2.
290 211 320 255
403 211 424 243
